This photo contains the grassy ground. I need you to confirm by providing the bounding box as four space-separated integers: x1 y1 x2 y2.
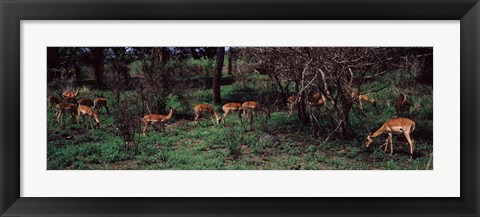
47 73 433 170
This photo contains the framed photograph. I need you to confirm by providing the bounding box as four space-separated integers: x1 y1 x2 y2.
1 0 478 216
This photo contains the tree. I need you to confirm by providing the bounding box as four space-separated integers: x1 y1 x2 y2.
47 47 61 83
213 47 225 104
240 47 418 139
92 47 105 88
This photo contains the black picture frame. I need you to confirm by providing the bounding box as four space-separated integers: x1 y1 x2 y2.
1 0 478 216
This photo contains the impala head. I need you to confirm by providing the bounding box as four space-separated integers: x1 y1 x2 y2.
365 133 373 148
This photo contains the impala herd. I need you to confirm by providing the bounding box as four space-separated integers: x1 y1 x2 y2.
49 89 417 157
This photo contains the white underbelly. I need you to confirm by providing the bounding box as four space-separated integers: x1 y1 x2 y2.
389 126 404 134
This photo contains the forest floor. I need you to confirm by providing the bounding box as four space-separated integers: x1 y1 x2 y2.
47 74 433 170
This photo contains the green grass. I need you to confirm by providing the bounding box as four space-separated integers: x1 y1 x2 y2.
47 73 433 170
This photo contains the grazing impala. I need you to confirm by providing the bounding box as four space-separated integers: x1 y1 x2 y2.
287 92 326 116
55 102 76 125
194 104 221 126
48 95 60 109
93 98 110 114
351 92 376 109
77 105 100 129
77 98 94 107
221 103 243 125
62 89 79 98
395 93 411 117
365 118 415 157
241 101 270 123
141 108 175 137
307 92 327 108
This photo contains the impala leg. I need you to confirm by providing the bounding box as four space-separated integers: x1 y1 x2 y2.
211 114 216 126
388 133 393 155
59 111 64 127
89 116 93 129
237 111 242 124
160 122 165 131
56 111 61 125
81 115 86 127
142 121 148 137
222 110 230 125
54 110 59 124
287 104 293 116
194 114 200 126
70 111 75 124
380 137 388 150
404 131 414 158
384 137 389 152
53 111 57 124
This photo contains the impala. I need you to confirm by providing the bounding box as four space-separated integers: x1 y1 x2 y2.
141 108 175 137
194 104 221 126
77 105 100 129
48 95 60 109
241 101 270 123
351 92 376 109
307 92 327 108
94 98 110 114
62 89 79 98
63 96 77 105
221 103 243 125
365 118 415 157
395 93 411 117
55 102 76 125
78 98 94 107
287 92 326 116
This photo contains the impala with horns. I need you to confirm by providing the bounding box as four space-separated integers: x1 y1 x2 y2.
351 92 376 109
93 98 110 115
55 102 76 126
365 118 415 157
194 104 221 126
77 105 100 129
241 101 270 123
62 89 79 98
221 103 243 125
141 108 175 137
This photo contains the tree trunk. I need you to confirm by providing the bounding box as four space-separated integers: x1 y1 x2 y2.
294 80 309 125
92 47 105 89
112 47 131 86
47 47 61 82
74 62 82 86
227 48 234 74
213 47 225 104
272 74 288 105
